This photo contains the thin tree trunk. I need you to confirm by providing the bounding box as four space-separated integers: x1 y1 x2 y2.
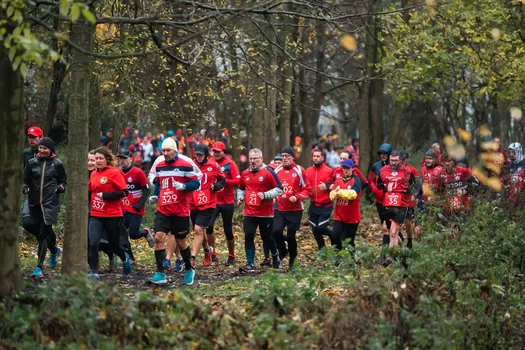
263 80 277 162
62 14 93 274
43 11 68 136
279 60 293 150
358 84 372 173
0 21 24 295
89 72 101 150
251 99 263 151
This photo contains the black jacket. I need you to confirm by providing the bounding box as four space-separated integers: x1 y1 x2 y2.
24 154 67 225
24 147 38 168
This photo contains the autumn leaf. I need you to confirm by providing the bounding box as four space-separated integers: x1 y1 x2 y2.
341 35 357 51
510 107 522 121
457 128 472 142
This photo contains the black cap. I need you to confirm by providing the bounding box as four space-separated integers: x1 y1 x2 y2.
194 143 209 155
281 146 294 157
117 149 132 158
400 151 409 160
39 137 55 153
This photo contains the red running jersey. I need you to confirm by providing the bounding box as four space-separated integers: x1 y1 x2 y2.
156 156 201 217
190 159 225 211
379 165 414 208
305 163 334 206
274 163 311 212
89 166 127 217
332 176 361 223
120 166 149 216
215 156 241 205
239 166 282 217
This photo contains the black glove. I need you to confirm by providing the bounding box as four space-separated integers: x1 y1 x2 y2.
56 184 65 193
212 182 225 192
376 183 385 190
132 204 142 212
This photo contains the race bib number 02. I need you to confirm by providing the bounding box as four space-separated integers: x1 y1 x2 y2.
281 182 293 199
246 190 262 206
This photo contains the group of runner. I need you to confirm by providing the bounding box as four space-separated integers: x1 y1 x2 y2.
22 125 523 285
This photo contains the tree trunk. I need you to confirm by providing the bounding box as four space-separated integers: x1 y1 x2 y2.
0 25 24 296
43 11 68 136
358 83 372 173
251 99 263 151
89 72 101 150
62 14 93 274
263 80 277 162
279 59 293 150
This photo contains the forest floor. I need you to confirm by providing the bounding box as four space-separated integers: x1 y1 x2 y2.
18 205 386 297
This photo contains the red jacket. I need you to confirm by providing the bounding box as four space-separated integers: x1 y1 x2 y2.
378 165 415 208
274 162 311 212
238 165 282 217
215 156 241 205
306 163 334 207
156 156 201 217
120 166 149 216
190 158 225 211
89 166 127 218
332 176 361 223
436 166 473 210
421 165 443 199
332 166 367 186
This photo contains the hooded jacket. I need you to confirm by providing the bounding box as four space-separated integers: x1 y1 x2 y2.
508 142 525 172
368 143 392 203
24 154 67 225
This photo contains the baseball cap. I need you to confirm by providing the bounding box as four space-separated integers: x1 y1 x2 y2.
212 141 226 152
27 126 43 137
341 159 355 168
117 149 132 158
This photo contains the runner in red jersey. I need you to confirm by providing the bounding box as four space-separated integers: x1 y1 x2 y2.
305 149 335 250
368 143 392 250
436 155 479 214
401 151 419 249
149 138 202 286
331 150 367 186
117 149 154 263
207 141 241 266
506 143 525 202
237 148 283 272
272 147 311 269
88 147 132 278
190 143 226 267
329 159 361 252
377 150 417 260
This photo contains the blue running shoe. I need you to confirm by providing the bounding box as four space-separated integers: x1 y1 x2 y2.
48 247 61 268
31 266 43 278
163 258 171 270
149 272 167 284
88 271 100 281
182 269 195 286
122 253 132 275
175 258 184 272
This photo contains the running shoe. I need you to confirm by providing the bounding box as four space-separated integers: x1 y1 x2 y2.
149 272 167 285
224 254 237 266
31 266 43 278
239 263 256 273
48 247 61 268
145 228 155 248
175 258 184 272
122 253 132 275
163 258 171 270
203 250 212 266
88 270 100 281
182 269 195 286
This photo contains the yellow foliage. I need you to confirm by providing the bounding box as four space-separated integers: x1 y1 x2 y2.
340 35 357 51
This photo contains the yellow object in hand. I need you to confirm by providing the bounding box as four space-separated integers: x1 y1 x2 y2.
338 189 357 201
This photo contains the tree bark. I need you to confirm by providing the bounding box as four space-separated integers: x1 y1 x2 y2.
263 80 277 162
89 72 101 150
251 98 263 151
62 14 93 274
43 11 68 136
279 60 293 150
0 21 24 295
